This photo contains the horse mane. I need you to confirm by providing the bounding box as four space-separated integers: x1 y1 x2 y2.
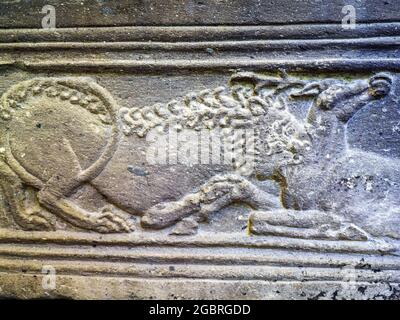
0 74 312 174
120 72 312 171
120 80 264 138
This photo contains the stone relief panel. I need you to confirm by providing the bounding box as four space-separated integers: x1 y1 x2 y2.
1 0 400 300
0 71 398 242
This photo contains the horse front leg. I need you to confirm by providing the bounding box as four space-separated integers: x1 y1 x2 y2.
141 174 281 231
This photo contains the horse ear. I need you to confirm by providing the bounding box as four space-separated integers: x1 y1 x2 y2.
370 73 393 84
290 82 323 97
369 73 393 98
230 72 272 86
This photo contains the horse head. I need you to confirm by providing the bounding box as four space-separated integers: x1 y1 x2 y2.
305 73 392 125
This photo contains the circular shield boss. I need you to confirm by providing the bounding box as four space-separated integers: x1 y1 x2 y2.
0 77 120 186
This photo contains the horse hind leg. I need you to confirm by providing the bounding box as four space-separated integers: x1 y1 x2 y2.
249 209 369 240
141 174 281 232
4 136 134 233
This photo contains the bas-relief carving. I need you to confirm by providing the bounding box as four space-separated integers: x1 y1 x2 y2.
0 71 398 243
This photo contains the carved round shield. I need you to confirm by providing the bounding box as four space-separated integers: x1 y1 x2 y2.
0 78 120 188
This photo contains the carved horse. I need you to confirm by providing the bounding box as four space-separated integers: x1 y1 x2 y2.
0 72 396 238
279 73 400 239
249 72 399 239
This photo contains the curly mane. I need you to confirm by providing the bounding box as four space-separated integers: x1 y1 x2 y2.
120 72 312 172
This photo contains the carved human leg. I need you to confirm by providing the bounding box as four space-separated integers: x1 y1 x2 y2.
141 174 281 230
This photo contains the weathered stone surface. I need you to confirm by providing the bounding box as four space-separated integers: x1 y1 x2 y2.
1 0 399 28
0 0 400 300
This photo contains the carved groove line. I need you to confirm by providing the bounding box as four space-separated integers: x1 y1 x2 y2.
0 37 399 51
0 230 394 254
1 23 399 42
3 58 400 72
0 245 399 269
1 258 399 282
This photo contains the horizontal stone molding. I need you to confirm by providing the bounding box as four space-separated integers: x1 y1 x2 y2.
1 58 400 73
0 230 396 254
0 23 400 43
2 258 400 282
0 37 399 51
1 274 398 299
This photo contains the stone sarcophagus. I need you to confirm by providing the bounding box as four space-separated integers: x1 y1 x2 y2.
0 0 400 300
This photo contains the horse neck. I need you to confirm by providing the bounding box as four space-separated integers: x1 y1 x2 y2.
304 105 347 164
